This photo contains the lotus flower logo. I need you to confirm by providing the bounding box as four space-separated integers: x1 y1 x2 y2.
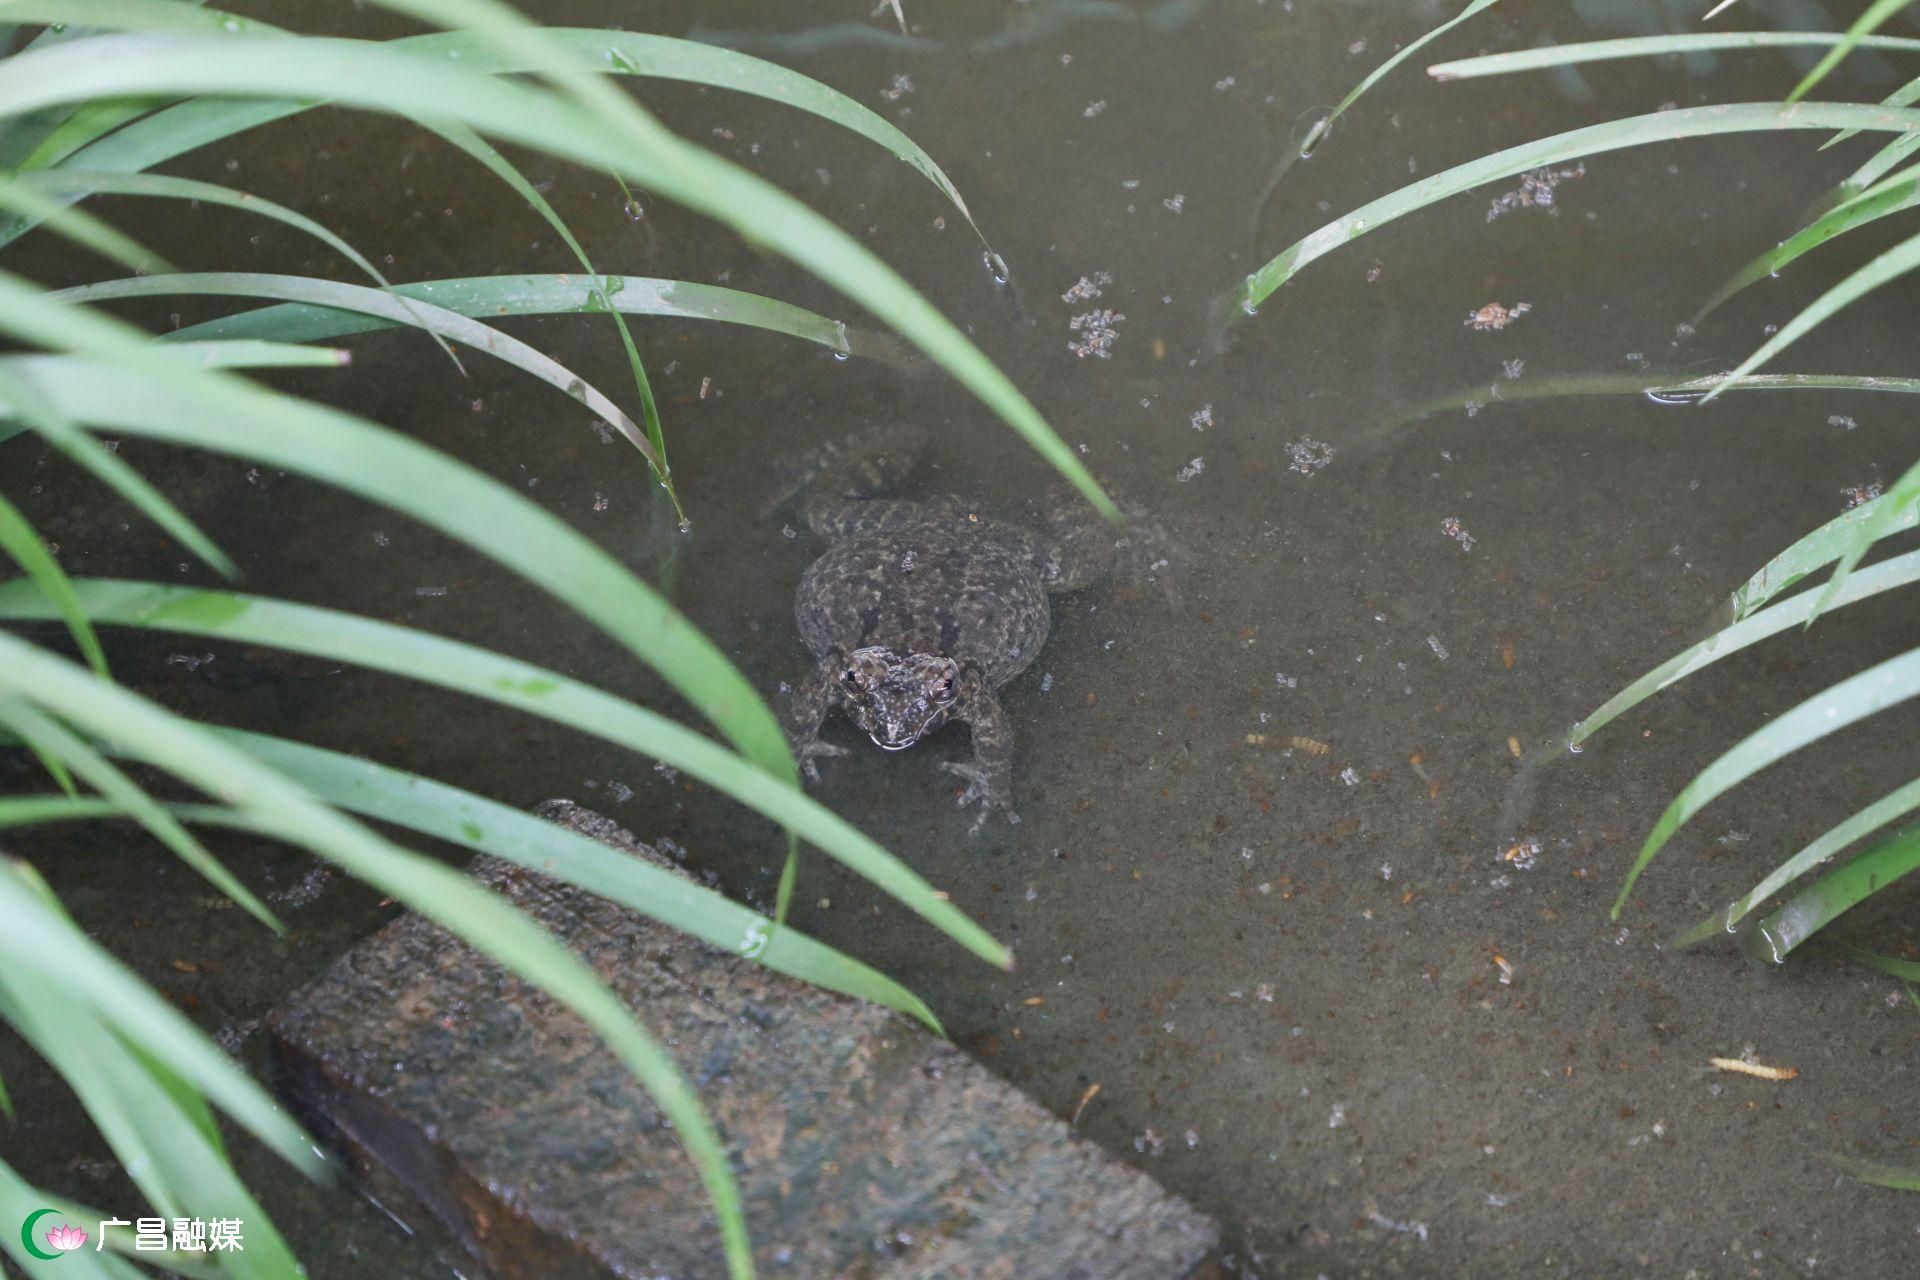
19 1209 83 1261
45 1223 87 1252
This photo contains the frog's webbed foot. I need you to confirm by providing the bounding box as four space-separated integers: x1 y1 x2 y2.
794 737 849 784
944 667 1019 832
939 759 1020 831
1041 481 1181 607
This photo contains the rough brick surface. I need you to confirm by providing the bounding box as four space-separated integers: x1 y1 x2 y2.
269 801 1219 1279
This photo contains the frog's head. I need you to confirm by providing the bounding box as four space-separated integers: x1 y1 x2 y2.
837 645 960 751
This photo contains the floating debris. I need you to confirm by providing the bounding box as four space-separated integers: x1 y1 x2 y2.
1183 1128 1199 1149
1255 982 1274 1002
1274 672 1297 689
166 652 215 671
1162 193 1186 213
1083 99 1108 118
1366 1210 1431 1243
1189 403 1213 432
879 73 914 101
1710 1052 1798 1082
653 761 679 783
1493 952 1515 985
1441 516 1476 552
1134 1127 1166 1156
1828 414 1858 430
1842 481 1883 510
1068 307 1125 358
1213 74 1236 91
1338 765 1360 786
1070 1082 1102 1126
1503 837 1541 871
1176 456 1205 482
1426 634 1450 661
1466 301 1531 332
1502 358 1526 379
1328 1101 1348 1129
1061 270 1112 304
1285 434 1336 475
1486 162 1584 221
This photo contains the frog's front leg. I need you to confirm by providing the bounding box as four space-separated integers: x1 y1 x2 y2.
785 651 850 783
938 664 1020 830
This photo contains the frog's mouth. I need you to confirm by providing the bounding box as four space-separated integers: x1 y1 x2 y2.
870 732 917 751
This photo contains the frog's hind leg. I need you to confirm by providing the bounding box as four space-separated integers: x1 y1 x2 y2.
763 424 930 531
938 664 1019 830
1038 480 1180 604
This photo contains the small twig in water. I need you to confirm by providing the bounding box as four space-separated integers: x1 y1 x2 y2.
873 0 907 34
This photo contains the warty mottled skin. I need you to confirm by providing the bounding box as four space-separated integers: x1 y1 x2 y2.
775 425 1166 829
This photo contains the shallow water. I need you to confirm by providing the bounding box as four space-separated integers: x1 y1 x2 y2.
5 0 1920 1275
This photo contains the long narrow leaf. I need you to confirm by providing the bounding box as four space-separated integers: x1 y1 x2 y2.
0 859 324 1179
1300 0 1501 158
0 696 282 931
0 169 170 274
0 31 1112 514
0 633 752 1279
1231 102 1920 319
0 359 239 580
1727 487 1919 620
1613 647 1920 917
22 166 467 370
1700 228 1920 402
1427 31 1920 81
0 281 796 785
1753 823 1920 959
1785 0 1912 103
0 577 1011 969
1697 162 1920 321
1575 548 1920 744
0 777 942 1032
52 273 657 469
170 272 850 352
0 489 107 675
1673 776 1920 948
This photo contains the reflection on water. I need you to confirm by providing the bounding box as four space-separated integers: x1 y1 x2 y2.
6 0 1920 1275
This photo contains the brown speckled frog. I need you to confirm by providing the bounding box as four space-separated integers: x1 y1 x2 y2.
772 425 1171 829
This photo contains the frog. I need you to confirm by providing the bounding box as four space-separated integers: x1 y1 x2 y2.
770 424 1171 829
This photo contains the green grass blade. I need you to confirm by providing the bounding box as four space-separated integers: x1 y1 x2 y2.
0 786 942 1030
0 634 751 1280
0 279 792 783
24 166 467 370
1427 31 1920 81
1753 823 1920 959
1300 0 1501 157
1835 132 1920 201
0 489 107 676
412 116 670 504
1727 487 1919 620
0 1070 10 1123
0 969 302 1280
0 358 238 580
1832 1156 1920 1192
1785 0 1912 104
170 273 851 352
1828 938 1920 980
1700 228 1920 403
0 350 342 581
53 272 658 470
1229 102 1920 321
1673 776 1920 948
0 31 1111 515
0 696 283 932
1576 548 1920 746
1697 163 1920 321
0 857 324 1178
1815 456 1920 613
0 577 1010 970
204 731 943 1031
0 169 171 274
1613 647 1920 918
1821 71 1920 150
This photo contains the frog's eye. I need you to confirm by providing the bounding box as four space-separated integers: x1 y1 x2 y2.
841 666 863 689
932 674 955 702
